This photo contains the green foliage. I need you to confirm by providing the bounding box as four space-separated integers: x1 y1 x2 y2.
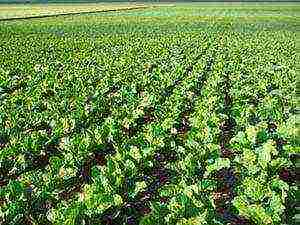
0 3 298 225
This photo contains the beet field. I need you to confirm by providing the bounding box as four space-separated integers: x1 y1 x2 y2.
0 2 298 225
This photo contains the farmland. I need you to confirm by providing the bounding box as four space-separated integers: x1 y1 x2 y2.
0 2 299 225
0 3 147 20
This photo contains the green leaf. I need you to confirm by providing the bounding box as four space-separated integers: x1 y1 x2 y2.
204 158 230 176
233 196 273 225
268 192 285 223
271 178 289 201
242 177 269 202
258 140 277 169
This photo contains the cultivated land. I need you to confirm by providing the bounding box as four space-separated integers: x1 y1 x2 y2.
0 3 299 225
0 3 147 20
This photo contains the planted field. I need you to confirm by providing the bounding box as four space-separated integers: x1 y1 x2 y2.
0 3 299 225
0 3 147 20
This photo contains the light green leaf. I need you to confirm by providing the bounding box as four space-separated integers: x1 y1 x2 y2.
258 140 277 169
204 158 230 177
